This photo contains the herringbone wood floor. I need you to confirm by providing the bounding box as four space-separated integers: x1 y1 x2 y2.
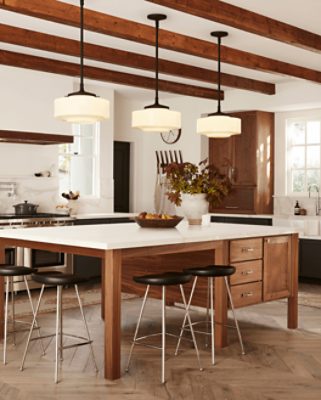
0 290 321 400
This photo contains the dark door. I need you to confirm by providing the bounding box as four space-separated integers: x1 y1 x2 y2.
113 141 130 212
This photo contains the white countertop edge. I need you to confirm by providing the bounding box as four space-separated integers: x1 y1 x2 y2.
0 222 299 251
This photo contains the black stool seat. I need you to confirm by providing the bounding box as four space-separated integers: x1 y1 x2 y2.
134 272 192 286
0 265 36 276
32 272 88 286
184 265 236 277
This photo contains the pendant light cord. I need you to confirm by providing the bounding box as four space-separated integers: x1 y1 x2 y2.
217 35 221 114
80 0 85 93
155 19 160 106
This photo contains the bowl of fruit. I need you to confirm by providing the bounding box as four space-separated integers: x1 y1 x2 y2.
135 212 183 228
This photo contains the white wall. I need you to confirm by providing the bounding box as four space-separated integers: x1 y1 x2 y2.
0 65 114 214
114 93 214 212
2 63 321 215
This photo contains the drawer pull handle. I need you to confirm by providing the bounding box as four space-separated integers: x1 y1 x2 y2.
241 291 253 297
241 270 254 276
241 247 254 252
225 206 239 209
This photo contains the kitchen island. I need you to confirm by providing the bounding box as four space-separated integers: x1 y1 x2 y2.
0 222 298 380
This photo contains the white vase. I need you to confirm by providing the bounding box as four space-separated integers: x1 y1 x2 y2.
180 193 209 225
67 200 79 215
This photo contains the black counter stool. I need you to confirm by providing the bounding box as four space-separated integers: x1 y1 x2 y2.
20 272 98 383
126 271 203 384
175 265 245 365
0 265 44 365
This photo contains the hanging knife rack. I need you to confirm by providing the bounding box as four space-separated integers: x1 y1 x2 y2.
155 150 183 173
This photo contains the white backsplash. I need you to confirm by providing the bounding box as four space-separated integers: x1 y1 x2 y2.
0 177 61 213
274 196 319 216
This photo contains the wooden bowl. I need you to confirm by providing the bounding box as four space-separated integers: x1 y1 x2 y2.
135 216 183 228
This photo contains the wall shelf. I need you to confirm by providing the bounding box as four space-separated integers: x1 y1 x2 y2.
0 130 73 145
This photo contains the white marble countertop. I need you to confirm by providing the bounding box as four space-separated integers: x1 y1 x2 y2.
0 222 298 250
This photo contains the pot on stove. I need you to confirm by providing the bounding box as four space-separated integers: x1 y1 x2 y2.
13 200 39 215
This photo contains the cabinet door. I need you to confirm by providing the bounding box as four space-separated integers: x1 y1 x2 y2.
215 186 255 213
209 137 233 178
299 239 321 279
231 112 257 185
263 236 292 301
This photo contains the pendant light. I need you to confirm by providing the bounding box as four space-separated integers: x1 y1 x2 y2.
132 14 181 132
54 0 109 124
197 31 241 138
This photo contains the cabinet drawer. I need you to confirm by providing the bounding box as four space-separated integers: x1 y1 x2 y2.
230 238 262 262
230 260 262 285
230 282 262 308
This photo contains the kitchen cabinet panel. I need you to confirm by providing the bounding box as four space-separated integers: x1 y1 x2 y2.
299 239 321 280
263 236 292 301
209 111 274 214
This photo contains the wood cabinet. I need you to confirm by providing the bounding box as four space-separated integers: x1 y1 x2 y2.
229 238 263 308
209 111 274 214
263 236 292 301
229 235 293 307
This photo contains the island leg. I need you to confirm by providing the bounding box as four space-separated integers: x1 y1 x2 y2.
104 249 122 380
288 234 298 329
101 263 105 320
214 240 229 348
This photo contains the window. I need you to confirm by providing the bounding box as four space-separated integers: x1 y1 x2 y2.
59 123 100 197
286 118 321 194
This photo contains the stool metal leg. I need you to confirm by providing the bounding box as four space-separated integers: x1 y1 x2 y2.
55 285 62 383
126 285 150 372
175 276 198 356
20 284 45 371
179 284 203 371
205 278 210 348
74 284 98 373
10 278 16 346
3 277 10 364
59 286 63 362
23 276 45 356
161 285 166 384
210 277 215 365
225 277 245 355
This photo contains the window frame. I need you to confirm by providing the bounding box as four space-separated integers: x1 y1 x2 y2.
58 123 100 199
286 117 321 196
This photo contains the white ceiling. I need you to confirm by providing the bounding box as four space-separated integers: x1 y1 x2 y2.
1 0 321 98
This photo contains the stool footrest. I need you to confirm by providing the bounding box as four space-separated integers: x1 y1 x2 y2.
133 331 194 351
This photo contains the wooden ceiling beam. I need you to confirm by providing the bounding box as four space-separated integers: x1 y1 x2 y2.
147 0 321 53
0 49 222 100
1 0 321 85
0 23 274 95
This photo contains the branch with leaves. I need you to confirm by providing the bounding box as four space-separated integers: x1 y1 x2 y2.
165 159 231 206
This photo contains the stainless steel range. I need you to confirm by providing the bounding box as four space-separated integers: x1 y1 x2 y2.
0 213 74 291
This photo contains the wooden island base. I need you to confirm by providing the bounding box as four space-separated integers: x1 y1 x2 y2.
0 225 298 381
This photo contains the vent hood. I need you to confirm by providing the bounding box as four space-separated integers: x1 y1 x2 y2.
0 130 73 145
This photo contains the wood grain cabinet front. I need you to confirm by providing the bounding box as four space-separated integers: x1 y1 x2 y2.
230 260 262 286
230 281 262 308
263 236 292 301
230 238 263 263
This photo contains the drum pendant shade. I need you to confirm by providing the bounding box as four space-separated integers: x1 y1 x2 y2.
54 0 109 124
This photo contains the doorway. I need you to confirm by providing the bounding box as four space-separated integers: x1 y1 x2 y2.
113 141 130 212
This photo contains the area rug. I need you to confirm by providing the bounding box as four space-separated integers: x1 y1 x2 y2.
278 283 321 309
13 281 138 317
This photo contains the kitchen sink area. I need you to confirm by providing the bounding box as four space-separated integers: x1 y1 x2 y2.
273 215 321 237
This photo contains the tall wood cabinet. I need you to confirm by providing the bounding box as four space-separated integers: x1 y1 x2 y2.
209 111 274 214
